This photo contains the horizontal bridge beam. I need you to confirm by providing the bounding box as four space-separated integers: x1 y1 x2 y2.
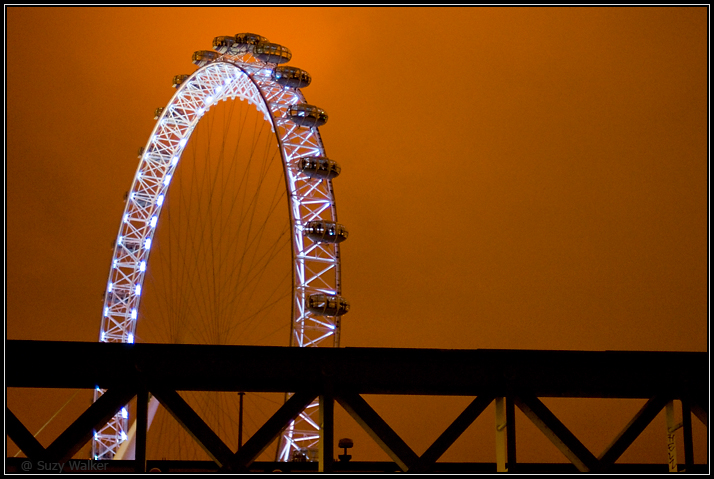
6 340 707 400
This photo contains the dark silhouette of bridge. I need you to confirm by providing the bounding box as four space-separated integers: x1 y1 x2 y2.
6 340 708 473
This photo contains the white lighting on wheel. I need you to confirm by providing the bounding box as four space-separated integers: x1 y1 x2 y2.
108 283 113 293
94 53 345 460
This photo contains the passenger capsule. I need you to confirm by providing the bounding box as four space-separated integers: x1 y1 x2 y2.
273 66 311 88
229 33 270 55
306 294 350 317
154 107 164 120
172 74 189 88
212 35 236 54
298 156 341 180
288 104 328 128
137 146 145 158
253 42 292 64
304 220 348 243
192 50 219 67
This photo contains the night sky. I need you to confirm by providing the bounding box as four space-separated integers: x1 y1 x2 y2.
6 7 708 465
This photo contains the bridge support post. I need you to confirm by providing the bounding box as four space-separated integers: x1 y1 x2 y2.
319 392 334 472
495 397 508 472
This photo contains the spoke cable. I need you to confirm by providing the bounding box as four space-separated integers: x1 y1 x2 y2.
139 92 293 459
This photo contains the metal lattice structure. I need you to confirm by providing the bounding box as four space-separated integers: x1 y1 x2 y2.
93 37 347 461
8 340 709 473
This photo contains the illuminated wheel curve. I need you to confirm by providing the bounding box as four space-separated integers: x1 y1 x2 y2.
93 38 348 462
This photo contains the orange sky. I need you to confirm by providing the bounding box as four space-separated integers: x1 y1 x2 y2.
6 6 708 465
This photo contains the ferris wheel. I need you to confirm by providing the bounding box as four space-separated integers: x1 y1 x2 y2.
93 33 349 463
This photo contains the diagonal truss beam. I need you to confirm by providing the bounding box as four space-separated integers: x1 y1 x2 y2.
336 392 419 472
224 390 318 471
597 395 669 470
411 395 495 472
149 387 234 467
514 394 599 472
6 408 46 460
44 387 137 462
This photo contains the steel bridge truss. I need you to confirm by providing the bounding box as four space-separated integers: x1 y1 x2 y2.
7 340 708 473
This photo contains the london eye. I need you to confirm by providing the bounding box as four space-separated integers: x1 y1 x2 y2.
93 33 349 463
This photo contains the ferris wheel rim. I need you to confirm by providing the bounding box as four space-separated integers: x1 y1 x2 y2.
93 56 345 462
